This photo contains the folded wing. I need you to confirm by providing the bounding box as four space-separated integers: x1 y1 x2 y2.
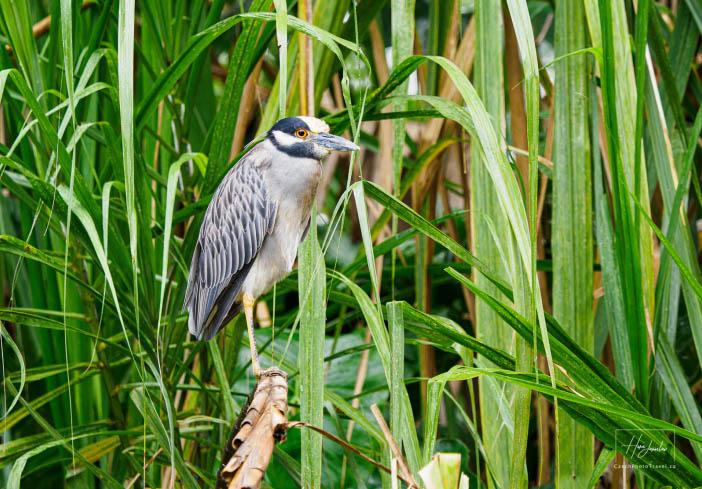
184 153 276 340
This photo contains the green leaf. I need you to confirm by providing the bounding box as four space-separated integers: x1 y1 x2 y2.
298 206 326 488
433 365 702 486
552 0 594 484
586 447 615 489
130 387 199 489
388 301 405 455
331 270 421 473
0 321 25 418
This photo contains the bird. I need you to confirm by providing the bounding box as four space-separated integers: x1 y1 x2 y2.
183 116 359 379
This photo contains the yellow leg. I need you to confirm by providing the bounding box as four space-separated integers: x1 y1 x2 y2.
243 293 261 379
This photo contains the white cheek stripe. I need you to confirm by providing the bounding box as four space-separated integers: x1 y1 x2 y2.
273 130 303 147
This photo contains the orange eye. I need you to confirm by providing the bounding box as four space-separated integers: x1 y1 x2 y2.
296 128 308 138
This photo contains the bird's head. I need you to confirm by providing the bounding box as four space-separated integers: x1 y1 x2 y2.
266 116 359 160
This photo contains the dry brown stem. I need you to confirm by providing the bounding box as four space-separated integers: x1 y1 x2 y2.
286 421 417 488
216 367 289 489
214 370 417 489
370 404 419 489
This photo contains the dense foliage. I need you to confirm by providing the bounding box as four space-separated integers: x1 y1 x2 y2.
1 0 701 488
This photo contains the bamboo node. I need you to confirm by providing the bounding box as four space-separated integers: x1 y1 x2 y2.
216 367 288 489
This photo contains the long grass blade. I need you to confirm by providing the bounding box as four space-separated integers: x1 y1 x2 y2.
552 0 594 484
298 206 326 488
502 2 540 484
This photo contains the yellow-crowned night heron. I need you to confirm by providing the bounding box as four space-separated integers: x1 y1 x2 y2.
183 116 358 378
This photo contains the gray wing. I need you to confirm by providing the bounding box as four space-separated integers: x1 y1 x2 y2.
183 150 277 340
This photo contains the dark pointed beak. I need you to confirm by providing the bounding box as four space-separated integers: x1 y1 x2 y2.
309 133 359 152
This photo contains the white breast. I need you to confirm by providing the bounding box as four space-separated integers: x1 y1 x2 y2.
239 140 322 299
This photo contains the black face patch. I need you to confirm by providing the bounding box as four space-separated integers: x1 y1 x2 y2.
266 117 322 159
269 136 319 159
